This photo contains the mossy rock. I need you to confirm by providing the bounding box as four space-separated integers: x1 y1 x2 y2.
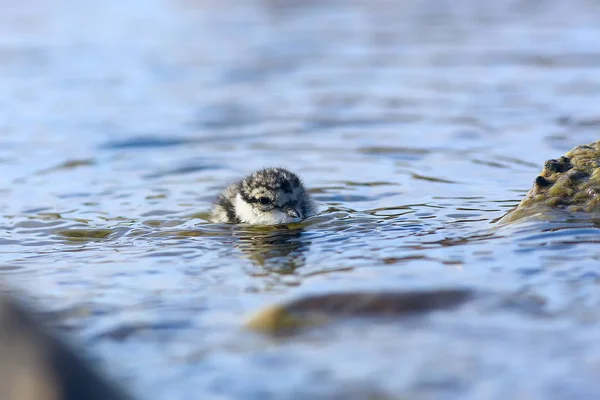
499 140 600 223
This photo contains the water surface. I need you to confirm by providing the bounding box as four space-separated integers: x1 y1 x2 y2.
2 0 600 398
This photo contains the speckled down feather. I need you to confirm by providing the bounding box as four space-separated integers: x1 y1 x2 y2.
210 167 316 224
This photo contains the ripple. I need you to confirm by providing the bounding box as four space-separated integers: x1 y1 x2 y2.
411 173 457 184
358 146 431 161
3 0 600 398
37 159 96 174
101 135 190 150
143 163 222 179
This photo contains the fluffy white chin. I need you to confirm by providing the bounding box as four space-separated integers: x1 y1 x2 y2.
234 194 298 225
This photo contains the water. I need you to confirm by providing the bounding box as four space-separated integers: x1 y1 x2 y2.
2 0 600 398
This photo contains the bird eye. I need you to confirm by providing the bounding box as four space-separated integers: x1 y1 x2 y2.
258 197 271 205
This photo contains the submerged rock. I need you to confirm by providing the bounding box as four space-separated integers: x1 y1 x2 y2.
0 296 131 400
500 140 600 223
246 289 473 335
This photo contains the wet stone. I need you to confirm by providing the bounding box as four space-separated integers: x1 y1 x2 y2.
246 289 474 336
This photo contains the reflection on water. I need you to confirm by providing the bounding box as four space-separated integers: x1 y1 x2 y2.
2 0 600 398
234 227 311 272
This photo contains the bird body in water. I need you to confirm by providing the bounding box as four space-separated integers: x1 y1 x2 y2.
210 167 316 225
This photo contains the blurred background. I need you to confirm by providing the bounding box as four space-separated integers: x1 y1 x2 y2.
2 0 600 398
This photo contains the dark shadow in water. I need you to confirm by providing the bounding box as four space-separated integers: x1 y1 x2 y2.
233 226 311 273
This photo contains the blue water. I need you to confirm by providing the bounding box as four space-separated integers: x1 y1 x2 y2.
2 0 600 398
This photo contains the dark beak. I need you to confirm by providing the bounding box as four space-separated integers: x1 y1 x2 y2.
284 207 300 219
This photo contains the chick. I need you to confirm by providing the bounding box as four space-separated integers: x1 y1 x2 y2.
210 167 316 225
